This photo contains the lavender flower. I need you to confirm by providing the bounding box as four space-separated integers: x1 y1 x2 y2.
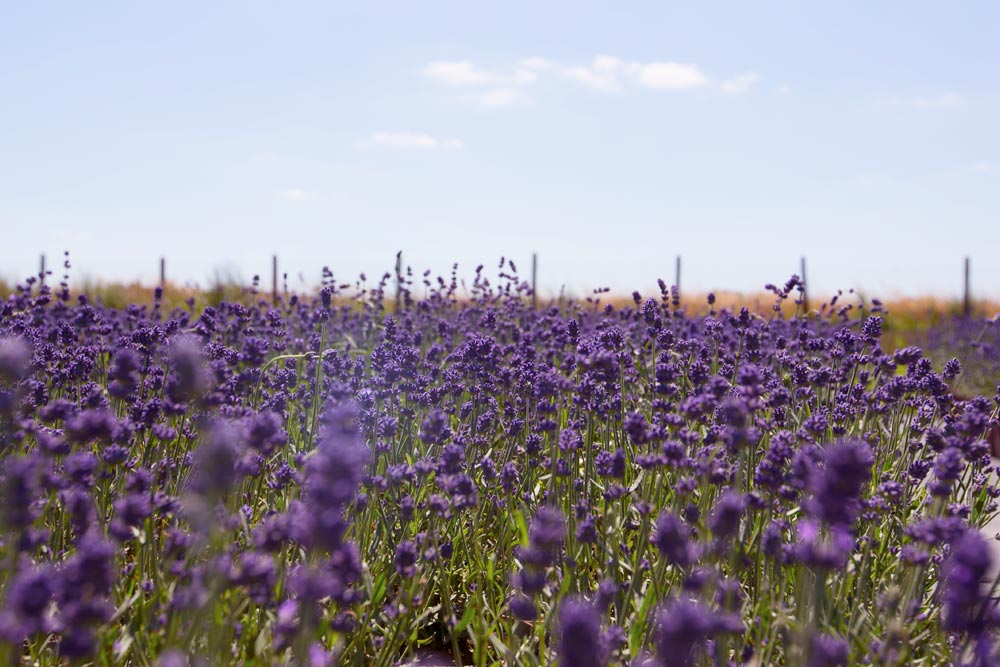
942 530 998 639
300 402 369 552
520 506 565 567
0 337 30 382
806 439 874 529
653 598 740 667
709 492 746 543
808 633 848 667
654 511 697 568
557 597 604 667
167 335 210 403
0 564 56 642
0 261 994 665
395 540 419 578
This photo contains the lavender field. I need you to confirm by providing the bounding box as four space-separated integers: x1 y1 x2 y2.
1 260 999 667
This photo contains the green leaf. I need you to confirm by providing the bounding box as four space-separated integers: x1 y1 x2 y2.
114 632 133 663
110 591 141 623
254 625 271 657
371 572 388 607
629 469 646 492
454 604 476 635
630 587 656 657
512 509 529 546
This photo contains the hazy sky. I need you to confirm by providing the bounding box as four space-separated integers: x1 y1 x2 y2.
2 1 999 299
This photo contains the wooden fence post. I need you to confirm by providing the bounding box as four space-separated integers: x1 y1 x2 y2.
531 252 538 309
272 255 278 306
963 257 971 317
395 251 403 312
800 256 809 311
675 255 681 301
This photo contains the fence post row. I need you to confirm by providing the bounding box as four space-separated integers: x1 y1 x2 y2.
36 252 983 314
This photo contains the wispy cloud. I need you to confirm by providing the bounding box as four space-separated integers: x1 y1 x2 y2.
424 61 493 85
633 61 710 90
518 55 710 92
879 92 966 111
519 56 622 92
424 60 536 86
887 92 965 109
971 160 992 173
721 71 760 95
911 92 963 108
474 88 522 108
425 55 749 102
369 132 464 150
277 188 322 201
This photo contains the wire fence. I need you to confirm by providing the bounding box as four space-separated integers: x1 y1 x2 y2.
32 252 984 316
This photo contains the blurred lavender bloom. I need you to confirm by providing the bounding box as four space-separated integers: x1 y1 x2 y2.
942 530 999 639
805 439 874 529
166 335 211 404
654 511 697 568
807 633 848 667
395 540 419 578
557 597 604 667
653 598 741 667
0 337 31 382
709 492 746 543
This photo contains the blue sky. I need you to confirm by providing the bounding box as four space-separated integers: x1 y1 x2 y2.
2 1 999 299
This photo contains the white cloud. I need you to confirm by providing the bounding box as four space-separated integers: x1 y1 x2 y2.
512 69 539 84
633 61 710 90
424 61 494 86
424 55 758 107
593 55 625 72
881 93 966 110
721 71 760 95
563 64 621 91
910 92 963 108
476 88 522 107
557 54 628 91
424 60 538 86
370 132 463 150
971 160 992 173
466 55 716 94
519 57 554 71
277 188 321 201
